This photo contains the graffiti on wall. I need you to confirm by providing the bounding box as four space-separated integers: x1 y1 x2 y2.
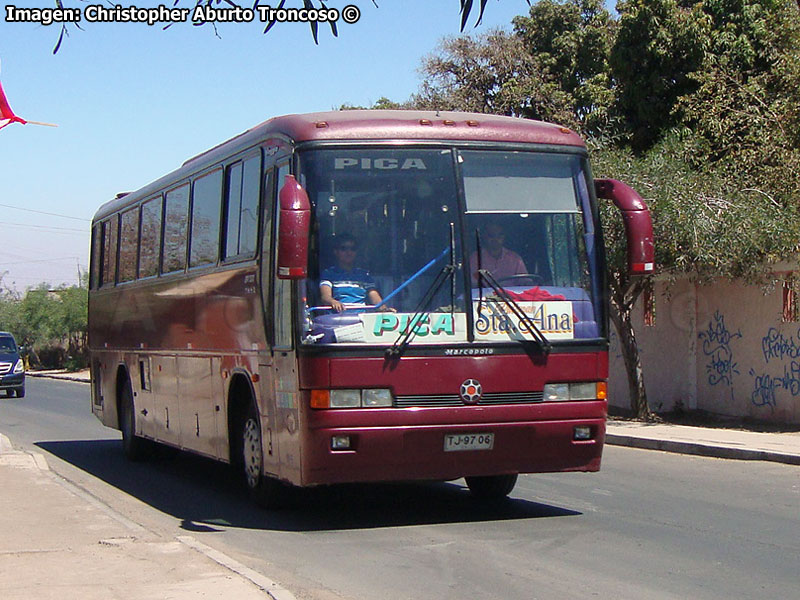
698 310 742 400
749 328 800 411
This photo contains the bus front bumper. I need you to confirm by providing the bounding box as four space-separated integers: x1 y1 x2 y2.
301 409 606 486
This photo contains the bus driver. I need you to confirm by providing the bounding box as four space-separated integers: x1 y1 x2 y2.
319 234 389 312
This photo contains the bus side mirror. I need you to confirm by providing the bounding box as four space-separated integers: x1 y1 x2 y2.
277 175 311 279
594 178 654 276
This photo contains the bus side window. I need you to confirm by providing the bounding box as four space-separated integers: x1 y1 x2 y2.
190 168 223 268
90 224 101 289
225 154 261 261
101 214 119 287
139 196 162 278
162 183 190 274
240 155 261 257
119 207 139 283
274 162 293 349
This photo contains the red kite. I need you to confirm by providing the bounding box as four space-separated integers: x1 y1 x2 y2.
0 61 57 131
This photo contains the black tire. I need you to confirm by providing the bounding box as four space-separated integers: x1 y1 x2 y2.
15 387 24 398
119 382 149 461
241 402 290 509
465 474 518 499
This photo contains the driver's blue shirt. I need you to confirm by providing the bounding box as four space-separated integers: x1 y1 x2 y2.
319 266 377 304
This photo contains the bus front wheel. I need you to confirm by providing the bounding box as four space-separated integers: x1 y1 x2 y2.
465 474 518 499
241 403 290 509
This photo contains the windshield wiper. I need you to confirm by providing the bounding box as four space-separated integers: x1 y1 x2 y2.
475 268 552 354
386 224 457 358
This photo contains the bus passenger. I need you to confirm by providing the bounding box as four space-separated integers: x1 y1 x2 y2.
319 234 388 312
469 222 531 284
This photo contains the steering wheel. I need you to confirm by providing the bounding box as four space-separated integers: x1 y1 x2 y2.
496 273 542 286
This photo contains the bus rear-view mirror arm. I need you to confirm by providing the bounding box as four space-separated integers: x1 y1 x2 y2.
594 178 654 276
277 174 312 279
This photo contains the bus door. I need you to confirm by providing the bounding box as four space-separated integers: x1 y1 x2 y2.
266 161 303 483
257 162 278 475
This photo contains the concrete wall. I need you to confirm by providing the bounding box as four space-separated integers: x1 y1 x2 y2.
609 278 800 424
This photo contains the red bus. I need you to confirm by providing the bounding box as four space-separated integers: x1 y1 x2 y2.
89 111 653 506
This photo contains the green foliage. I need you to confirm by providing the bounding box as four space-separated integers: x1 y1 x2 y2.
676 0 800 188
611 0 709 149
412 30 556 119
513 0 616 134
592 134 800 283
411 1 617 132
0 281 88 370
339 97 410 111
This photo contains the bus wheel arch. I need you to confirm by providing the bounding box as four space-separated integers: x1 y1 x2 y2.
114 364 130 430
227 372 255 469
116 365 149 461
227 371 289 508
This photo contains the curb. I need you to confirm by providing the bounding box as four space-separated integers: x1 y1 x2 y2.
178 536 297 600
605 433 800 466
25 372 90 383
0 433 15 454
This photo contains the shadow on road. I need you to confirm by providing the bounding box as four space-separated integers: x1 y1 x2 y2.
36 439 581 532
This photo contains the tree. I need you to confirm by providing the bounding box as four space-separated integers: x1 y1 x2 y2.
339 97 410 111
610 0 709 150
676 0 800 189
0 280 88 369
513 0 616 135
412 30 568 120
412 1 617 133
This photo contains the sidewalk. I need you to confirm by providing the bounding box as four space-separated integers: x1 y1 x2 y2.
606 419 800 466
0 434 294 600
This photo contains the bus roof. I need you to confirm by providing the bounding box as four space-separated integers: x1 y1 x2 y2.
93 110 586 222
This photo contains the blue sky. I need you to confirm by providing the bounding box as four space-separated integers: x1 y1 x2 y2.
0 1 532 290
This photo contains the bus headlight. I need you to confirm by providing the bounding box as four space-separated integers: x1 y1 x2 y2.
543 383 569 401
362 389 393 407
569 382 597 400
543 382 606 401
314 388 395 409
330 389 361 408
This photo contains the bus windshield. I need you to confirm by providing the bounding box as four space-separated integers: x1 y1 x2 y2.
298 147 602 347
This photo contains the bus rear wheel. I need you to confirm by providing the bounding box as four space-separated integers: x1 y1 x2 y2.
241 403 290 509
119 382 149 461
465 474 518 499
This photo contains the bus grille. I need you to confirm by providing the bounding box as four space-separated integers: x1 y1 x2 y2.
394 391 544 408
0 362 11 375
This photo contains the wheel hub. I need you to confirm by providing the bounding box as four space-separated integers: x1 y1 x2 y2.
243 417 262 489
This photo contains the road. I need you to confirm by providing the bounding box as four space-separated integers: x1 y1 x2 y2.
1 378 799 600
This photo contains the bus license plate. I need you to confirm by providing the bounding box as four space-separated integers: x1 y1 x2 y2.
444 433 494 452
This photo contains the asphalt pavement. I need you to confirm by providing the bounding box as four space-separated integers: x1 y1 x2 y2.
1 369 798 599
